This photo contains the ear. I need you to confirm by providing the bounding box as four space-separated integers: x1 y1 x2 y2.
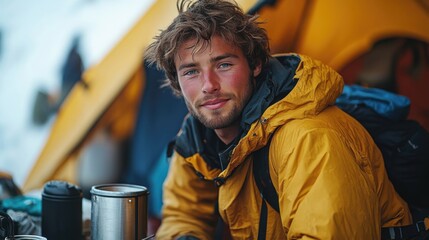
253 62 262 77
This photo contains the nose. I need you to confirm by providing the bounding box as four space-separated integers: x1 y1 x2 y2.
201 70 220 94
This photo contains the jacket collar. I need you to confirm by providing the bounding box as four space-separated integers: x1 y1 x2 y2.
240 55 300 133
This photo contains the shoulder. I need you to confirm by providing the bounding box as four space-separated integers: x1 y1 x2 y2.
268 106 374 166
271 107 350 142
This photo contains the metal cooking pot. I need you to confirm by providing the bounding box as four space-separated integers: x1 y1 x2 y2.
90 184 148 240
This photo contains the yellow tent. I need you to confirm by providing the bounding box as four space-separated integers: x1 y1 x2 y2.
23 0 257 192
23 0 429 192
258 0 429 69
254 0 429 129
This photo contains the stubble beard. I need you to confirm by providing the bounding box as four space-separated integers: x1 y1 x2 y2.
186 76 254 130
186 95 242 129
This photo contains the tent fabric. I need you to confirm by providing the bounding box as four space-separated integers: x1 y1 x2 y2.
23 0 179 192
259 0 429 70
23 0 429 193
122 64 188 190
24 69 142 191
340 38 429 132
394 43 429 131
258 0 429 131
23 0 258 192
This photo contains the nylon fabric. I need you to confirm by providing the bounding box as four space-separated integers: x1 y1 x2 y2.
157 54 412 239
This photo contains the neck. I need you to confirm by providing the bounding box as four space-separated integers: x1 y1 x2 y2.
214 122 240 145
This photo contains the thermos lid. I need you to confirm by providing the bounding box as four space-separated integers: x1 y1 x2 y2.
91 184 148 197
42 180 82 199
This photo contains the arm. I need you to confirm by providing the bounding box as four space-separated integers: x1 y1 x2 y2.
156 151 218 240
272 126 381 239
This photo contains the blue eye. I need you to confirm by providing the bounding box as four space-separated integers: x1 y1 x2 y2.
183 69 198 76
219 63 232 69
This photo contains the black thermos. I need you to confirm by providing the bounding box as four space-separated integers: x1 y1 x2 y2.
42 180 82 240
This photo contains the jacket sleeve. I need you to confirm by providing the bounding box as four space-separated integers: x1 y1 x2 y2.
156 151 219 240
272 126 382 239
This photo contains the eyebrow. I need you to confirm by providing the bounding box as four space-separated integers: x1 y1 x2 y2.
211 53 239 63
177 53 239 71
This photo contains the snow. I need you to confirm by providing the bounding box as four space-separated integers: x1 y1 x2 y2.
0 0 155 188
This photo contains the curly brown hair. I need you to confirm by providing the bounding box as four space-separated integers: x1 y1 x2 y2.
144 0 270 96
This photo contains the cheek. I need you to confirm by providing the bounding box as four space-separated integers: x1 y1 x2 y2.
227 71 252 92
179 79 199 102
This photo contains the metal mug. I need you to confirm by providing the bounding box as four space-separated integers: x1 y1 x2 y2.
90 184 148 240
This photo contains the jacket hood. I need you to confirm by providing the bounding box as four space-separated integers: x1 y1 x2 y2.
174 54 344 181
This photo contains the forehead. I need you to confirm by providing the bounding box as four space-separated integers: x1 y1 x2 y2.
175 35 242 63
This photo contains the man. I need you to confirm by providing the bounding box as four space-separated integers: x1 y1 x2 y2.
144 0 412 239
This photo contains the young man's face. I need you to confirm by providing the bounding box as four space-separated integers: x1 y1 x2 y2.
175 35 261 130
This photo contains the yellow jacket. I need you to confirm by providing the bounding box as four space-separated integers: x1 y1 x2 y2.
156 54 412 239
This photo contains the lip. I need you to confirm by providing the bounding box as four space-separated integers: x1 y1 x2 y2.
201 98 228 110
